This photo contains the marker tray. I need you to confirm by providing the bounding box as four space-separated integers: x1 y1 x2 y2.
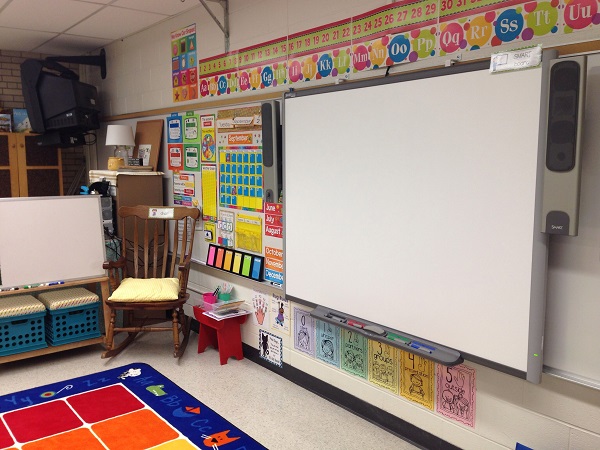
44 303 101 346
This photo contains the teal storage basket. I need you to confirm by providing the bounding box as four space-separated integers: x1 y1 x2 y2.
0 311 47 356
45 303 100 346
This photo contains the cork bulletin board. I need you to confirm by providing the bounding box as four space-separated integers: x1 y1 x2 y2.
134 119 164 170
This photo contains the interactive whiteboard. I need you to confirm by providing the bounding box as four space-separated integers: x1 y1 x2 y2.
283 60 549 382
0 196 106 287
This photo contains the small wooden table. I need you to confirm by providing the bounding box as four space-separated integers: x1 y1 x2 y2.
193 306 248 365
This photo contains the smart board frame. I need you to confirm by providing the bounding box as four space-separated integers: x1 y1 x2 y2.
283 57 553 382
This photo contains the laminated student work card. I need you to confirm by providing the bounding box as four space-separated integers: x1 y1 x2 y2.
270 294 289 335
400 351 435 410
293 307 315 357
436 363 476 428
368 340 399 394
315 319 341 368
251 290 269 327
341 328 368 379
235 214 262 253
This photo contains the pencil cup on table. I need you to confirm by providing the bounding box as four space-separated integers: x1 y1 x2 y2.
203 292 217 304
218 292 231 301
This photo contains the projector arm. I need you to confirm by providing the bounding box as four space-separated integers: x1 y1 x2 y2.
46 49 106 80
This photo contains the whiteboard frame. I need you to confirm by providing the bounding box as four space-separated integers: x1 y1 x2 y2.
0 195 107 288
283 58 552 382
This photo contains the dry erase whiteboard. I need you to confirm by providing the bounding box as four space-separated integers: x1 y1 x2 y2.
283 61 549 381
0 196 106 287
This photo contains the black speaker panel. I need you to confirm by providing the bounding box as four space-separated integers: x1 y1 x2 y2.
546 61 580 172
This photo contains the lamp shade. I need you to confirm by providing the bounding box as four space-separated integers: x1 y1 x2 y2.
105 124 135 146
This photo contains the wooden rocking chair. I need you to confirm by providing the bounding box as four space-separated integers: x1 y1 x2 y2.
102 205 200 358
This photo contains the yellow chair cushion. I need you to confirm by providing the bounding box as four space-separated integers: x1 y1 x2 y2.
108 278 180 302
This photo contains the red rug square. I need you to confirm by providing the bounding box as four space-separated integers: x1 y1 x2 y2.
67 384 143 423
4 400 81 443
0 420 14 448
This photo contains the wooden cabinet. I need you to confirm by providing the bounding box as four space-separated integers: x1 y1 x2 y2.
0 132 63 197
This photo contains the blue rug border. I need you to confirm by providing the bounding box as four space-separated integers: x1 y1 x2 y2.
0 362 266 449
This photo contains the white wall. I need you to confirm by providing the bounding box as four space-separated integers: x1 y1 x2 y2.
89 1 600 449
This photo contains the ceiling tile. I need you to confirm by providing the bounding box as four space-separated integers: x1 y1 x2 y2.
0 0 104 33
113 0 199 15
0 27 57 52
36 34 112 56
68 5 168 40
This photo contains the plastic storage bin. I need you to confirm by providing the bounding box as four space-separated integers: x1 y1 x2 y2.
37 288 101 346
0 295 47 356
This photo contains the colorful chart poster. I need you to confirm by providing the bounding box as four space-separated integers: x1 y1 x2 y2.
341 328 368 379
217 210 235 248
352 1 438 70
251 290 269 327
235 213 262 253
168 144 183 171
183 112 200 143
264 202 283 238
200 114 216 162
264 246 283 286
436 363 476 427
287 19 352 84
184 144 200 171
270 293 290 335
167 113 182 143
171 24 198 102
201 164 217 221
293 307 315 357
216 106 264 212
368 340 399 394
218 133 264 211
173 173 195 207
315 319 341 367
259 329 282 368
400 351 435 409
204 221 216 243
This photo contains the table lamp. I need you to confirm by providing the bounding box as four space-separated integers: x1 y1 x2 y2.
106 124 135 170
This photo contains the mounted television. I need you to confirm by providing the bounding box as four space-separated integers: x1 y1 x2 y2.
20 58 100 147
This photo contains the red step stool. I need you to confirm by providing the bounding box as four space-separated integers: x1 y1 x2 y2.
193 306 248 365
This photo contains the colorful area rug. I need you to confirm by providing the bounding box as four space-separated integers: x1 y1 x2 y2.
0 363 266 449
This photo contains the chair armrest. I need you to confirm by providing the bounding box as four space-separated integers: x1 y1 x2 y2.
103 257 126 270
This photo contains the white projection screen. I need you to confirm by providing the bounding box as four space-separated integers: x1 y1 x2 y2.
283 60 550 381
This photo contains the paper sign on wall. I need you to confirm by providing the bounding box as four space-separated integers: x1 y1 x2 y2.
400 351 435 409
259 329 282 368
436 363 476 427
200 114 216 162
270 294 289 335
316 319 340 367
293 307 315 357
168 144 183 171
251 290 269 327
235 214 262 253
201 164 217 221
341 328 368 379
368 340 399 394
